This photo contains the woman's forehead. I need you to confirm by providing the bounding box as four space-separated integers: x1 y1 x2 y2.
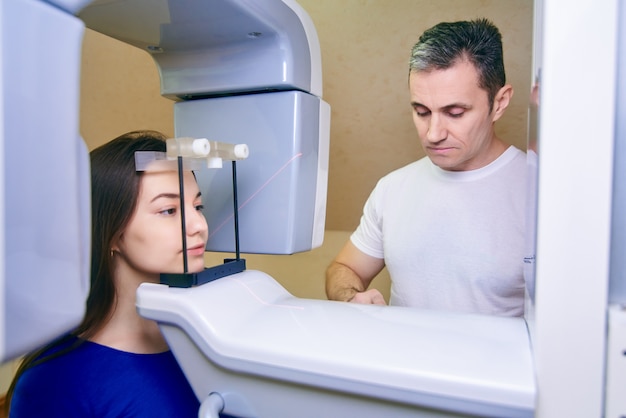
138 171 200 200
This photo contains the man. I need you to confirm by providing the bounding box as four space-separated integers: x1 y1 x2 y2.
325 18 526 316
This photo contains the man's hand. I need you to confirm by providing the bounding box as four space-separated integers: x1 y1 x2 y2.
349 288 386 305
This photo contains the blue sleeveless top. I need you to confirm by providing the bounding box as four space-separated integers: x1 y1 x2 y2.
10 335 200 417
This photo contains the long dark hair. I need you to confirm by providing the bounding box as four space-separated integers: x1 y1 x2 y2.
3 130 168 415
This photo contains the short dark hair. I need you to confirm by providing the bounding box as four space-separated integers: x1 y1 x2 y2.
409 18 506 110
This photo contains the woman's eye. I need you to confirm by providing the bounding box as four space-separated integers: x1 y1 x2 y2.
195 204 205 211
159 208 176 216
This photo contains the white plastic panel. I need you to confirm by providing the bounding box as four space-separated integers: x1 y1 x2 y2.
138 270 535 417
0 0 5 365
609 0 626 304
1 0 90 362
175 91 330 254
78 0 323 99
605 305 626 417
533 0 618 416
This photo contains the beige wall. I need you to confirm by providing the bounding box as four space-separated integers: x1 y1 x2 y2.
80 31 174 146
79 1 533 299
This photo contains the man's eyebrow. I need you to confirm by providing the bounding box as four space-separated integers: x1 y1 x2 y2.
151 191 202 203
442 103 472 110
411 102 472 111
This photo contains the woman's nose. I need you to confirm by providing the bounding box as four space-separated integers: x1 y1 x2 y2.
186 206 208 236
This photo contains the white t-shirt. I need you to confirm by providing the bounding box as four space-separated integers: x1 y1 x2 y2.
351 146 527 316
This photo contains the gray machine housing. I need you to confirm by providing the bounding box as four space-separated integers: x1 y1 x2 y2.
176 91 329 254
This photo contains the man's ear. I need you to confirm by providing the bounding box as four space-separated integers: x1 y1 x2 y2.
492 84 514 122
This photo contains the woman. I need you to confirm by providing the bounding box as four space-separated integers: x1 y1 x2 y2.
4 130 208 417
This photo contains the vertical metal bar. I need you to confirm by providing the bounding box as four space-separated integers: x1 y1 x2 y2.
178 156 188 273
232 160 240 260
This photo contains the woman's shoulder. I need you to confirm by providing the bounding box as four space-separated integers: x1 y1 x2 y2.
12 338 198 417
10 336 90 416
13 336 93 394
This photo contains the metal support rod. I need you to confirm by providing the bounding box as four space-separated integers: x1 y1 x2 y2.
232 160 240 260
178 156 189 273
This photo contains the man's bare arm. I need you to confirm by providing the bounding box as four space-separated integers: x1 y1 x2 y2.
325 240 386 304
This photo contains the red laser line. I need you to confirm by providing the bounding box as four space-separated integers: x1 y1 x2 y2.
208 152 303 238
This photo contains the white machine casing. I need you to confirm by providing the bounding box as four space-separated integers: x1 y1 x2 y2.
0 0 91 362
175 92 329 254
138 270 535 418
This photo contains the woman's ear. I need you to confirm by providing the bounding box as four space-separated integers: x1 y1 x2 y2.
110 233 123 254
492 84 514 122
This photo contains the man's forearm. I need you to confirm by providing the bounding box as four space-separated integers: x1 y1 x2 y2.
325 262 366 301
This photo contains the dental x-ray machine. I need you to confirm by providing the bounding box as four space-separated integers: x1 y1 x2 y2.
1 0 541 417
